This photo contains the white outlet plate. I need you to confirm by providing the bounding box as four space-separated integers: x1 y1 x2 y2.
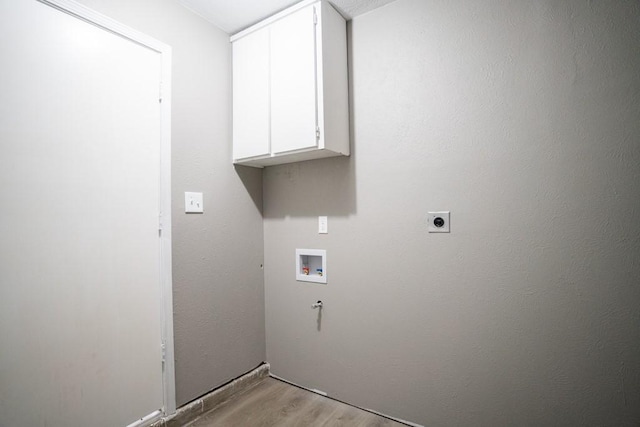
428 211 450 233
318 216 328 234
185 192 204 213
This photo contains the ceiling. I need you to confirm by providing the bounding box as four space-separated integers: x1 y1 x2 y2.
178 0 397 34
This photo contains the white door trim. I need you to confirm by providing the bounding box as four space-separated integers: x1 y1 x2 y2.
36 0 176 417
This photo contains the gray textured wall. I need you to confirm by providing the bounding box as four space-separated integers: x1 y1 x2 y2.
75 0 266 406
263 0 640 425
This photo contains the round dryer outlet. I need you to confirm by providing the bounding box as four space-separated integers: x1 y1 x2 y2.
428 211 450 233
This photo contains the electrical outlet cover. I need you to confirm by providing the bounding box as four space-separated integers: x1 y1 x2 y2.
428 211 450 232
318 216 328 234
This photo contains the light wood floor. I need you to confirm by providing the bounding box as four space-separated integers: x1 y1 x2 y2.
186 377 407 427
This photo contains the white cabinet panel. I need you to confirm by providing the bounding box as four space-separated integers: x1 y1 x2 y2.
232 26 270 160
270 5 317 154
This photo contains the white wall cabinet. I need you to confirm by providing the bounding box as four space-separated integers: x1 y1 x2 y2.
231 0 349 168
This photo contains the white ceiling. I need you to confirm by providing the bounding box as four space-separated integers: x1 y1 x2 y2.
178 0 397 34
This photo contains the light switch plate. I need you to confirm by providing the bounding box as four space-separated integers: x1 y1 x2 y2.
318 216 328 234
185 192 203 213
428 211 450 232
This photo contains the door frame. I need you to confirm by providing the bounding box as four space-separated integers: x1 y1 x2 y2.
36 0 176 418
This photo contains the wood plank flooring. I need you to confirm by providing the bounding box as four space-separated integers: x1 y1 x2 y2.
185 377 407 427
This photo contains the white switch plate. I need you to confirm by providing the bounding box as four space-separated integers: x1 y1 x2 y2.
318 216 328 234
185 192 204 213
428 211 450 232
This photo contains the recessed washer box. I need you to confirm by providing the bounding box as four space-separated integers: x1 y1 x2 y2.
296 249 327 284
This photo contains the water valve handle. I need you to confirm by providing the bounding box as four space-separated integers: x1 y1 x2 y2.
311 300 323 309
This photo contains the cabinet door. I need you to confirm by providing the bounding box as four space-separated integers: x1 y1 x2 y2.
270 5 318 154
233 26 270 160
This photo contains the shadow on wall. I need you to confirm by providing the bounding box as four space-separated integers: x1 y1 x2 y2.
234 164 264 215
262 20 359 220
262 155 357 219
